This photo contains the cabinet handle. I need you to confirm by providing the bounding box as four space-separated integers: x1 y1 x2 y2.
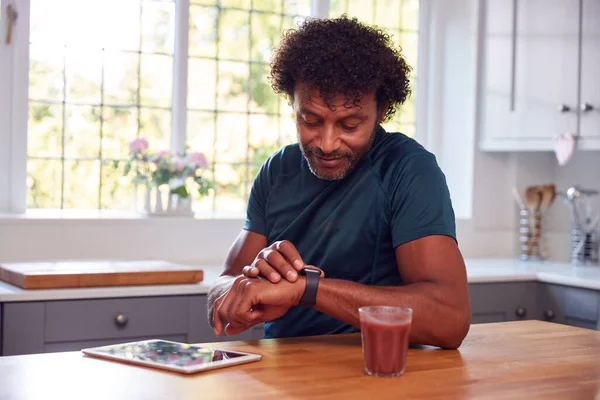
4 4 18 45
558 104 572 113
543 309 555 321
515 307 527 319
114 313 129 328
580 103 594 113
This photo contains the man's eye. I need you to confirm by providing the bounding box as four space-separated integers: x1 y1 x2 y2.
341 124 359 131
303 120 321 127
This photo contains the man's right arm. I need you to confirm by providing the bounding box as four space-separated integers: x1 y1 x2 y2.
206 229 268 330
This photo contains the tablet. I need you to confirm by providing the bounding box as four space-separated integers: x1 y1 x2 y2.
81 339 262 374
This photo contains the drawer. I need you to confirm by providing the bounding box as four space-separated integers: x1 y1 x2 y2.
564 287 599 323
45 296 189 342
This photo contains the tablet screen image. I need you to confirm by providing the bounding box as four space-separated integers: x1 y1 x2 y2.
81 339 262 374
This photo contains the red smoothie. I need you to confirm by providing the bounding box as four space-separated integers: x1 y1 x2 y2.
360 315 411 376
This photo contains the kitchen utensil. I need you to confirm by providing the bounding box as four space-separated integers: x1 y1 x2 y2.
540 184 556 211
524 186 542 211
512 187 525 209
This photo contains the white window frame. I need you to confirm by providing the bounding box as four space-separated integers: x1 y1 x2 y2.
0 0 438 218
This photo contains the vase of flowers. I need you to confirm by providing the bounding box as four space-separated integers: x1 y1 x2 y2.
119 137 210 217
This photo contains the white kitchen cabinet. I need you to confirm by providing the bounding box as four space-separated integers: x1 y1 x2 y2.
479 0 600 151
579 0 600 147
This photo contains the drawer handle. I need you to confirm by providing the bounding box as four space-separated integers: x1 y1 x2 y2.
114 313 129 328
544 309 555 322
515 307 527 319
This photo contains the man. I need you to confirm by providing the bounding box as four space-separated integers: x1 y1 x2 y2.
207 16 470 349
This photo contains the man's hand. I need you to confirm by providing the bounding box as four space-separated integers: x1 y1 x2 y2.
213 275 306 336
241 240 324 283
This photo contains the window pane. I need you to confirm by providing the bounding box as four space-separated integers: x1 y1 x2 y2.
249 114 279 151
65 50 102 104
328 0 347 16
402 0 419 31
188 58 216 110
140 54 173 107
104 51 140 105
217 61 250 112
283 0 311 16
28 103 63 158
141 1 175 54
63 160 101 209
250 13 281 63
281 15 306 31
375 0 401 28
65 105 101 158
400 90 415 124
102 107 139 159
221 0 251 9
215 113 248 163
100 162 137 210
253 0 282 14
219 9 251 61
29 45 64 102
398 32 418 72
214 163 247 213
187 111 216 163
279 112 296 145
399 123 415 138
139 108 172 152
249 63 278 114
191 0 217 5
189 6 218 58
103 1 141 51
27 159 62 209
347 0 374 24
192 167 215 214
30 0 67 45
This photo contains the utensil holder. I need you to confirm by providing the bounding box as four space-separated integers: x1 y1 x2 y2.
570 228 599 265
518 209 545 261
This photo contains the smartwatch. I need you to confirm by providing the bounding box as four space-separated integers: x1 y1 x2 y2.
298 268 321 307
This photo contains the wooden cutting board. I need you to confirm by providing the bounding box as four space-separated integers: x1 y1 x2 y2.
0 260 204 289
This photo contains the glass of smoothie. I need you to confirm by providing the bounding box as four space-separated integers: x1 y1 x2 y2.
358 306 413 377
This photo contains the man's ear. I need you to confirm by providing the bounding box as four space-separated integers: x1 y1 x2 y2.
377 100 389 124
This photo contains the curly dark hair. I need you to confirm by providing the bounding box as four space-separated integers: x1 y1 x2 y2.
269 15 412 122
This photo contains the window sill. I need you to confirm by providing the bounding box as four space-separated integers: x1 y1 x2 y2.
0 209 247 225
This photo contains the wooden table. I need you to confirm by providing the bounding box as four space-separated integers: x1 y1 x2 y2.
0 321 599 399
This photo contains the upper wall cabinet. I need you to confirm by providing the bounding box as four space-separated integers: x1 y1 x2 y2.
580 0 600 145
479 0 600 151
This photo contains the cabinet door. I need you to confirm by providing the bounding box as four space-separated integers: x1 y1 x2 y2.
480 0 580 151
469 282 538 323
579 0 600 147
540 284 600 329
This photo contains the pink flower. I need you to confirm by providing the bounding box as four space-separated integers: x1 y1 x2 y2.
187 152 208 168
172 159 184 171
128 137 148 153
152 150 171 162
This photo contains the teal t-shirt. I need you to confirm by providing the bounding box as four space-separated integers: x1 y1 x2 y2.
244 126 456 338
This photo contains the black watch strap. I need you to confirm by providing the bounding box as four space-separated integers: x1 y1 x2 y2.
298 268 320 307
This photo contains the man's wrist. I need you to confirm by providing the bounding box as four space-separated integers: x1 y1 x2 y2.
298 268 320 307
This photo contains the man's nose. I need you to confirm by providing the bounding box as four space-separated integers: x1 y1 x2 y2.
318 124 341 155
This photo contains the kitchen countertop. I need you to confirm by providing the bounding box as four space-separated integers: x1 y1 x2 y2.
0 258 599 302
0 321 598 399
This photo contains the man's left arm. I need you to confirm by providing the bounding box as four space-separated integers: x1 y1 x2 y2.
312 234 470 349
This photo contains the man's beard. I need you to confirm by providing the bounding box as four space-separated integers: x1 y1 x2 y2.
298 127 377 181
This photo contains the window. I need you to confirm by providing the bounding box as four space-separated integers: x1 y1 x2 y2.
0 0 419 216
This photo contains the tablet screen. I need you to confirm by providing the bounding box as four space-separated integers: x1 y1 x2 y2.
92 340 247 368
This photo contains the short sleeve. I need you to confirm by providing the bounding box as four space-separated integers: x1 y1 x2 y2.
390 153 457 248
243 160 271 236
